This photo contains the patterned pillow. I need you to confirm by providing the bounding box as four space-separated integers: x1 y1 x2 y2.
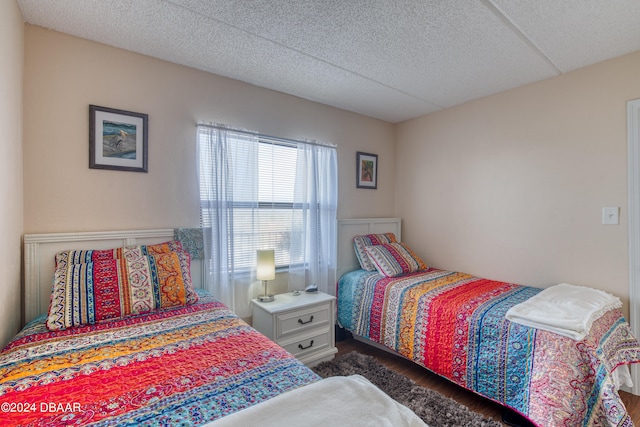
54 240 184 268
46 251 198 331
54 241 195 302
353 233 397 271
364 242 427 277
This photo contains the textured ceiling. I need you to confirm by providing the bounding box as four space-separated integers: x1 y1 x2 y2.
17 0 640 123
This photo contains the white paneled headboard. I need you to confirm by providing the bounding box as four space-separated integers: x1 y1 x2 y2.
23 229 205 325
336 218 401 281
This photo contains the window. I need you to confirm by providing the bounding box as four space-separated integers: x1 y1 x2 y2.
198 127 330 273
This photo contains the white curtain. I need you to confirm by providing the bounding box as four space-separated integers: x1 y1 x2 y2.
197 125 259 312
287 142 338 294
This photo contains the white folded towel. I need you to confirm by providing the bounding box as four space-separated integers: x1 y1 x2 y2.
505 283 622 340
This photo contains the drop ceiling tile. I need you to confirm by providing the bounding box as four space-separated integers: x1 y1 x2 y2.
491 0 640 72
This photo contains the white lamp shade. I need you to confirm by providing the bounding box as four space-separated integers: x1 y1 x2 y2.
256 249 275 281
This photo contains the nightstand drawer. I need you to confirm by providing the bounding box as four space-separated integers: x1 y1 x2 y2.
276 303 330 339
281 330 330 358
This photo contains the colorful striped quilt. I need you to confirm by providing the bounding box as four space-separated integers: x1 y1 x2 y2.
337 268 640 427
0 293 319 426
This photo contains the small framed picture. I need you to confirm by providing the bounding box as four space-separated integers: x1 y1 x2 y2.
89 105 148 172
356 151 378 189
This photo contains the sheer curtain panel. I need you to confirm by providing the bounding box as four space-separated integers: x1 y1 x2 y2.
288 142 338 294
197 125 259 312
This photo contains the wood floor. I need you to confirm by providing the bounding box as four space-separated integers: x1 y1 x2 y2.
336 337 640 426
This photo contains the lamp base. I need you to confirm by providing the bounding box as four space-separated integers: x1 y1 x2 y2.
257 294 275 302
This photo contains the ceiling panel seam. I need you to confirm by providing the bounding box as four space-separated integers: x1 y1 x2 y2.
481 0 562 74
163 0 444 110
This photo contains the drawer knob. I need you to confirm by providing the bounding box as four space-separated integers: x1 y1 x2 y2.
298 315 314 325
298 340 314 350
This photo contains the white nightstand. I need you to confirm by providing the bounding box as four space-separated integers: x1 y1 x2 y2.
252 291 338 367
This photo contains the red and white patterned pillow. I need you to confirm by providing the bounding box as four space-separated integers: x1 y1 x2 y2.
364 242 427 277
47 241 198 331
54 240 184 268
46 251 197 331
53 241 196 303
353 233 397 271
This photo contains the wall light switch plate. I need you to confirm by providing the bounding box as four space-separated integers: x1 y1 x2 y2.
602 207 619 225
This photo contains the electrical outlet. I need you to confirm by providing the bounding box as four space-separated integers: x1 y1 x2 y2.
602 207 619 225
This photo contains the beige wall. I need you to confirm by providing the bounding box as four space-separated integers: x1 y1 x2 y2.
24 26 395 234
0 0 24 347
23 26 395 318
396 51 640 317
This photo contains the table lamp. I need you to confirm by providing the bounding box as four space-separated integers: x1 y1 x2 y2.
256 249 275 302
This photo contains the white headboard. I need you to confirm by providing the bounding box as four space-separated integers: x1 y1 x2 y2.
23 229 205 325
336 218 401 281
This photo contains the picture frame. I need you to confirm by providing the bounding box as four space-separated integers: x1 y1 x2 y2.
89 105 148 172
356 151 378 189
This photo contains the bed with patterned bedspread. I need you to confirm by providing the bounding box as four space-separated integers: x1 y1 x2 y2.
0 293 319 426
6 234 434 427
337 268 640 427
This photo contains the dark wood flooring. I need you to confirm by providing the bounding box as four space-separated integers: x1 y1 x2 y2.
336 337 640 426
